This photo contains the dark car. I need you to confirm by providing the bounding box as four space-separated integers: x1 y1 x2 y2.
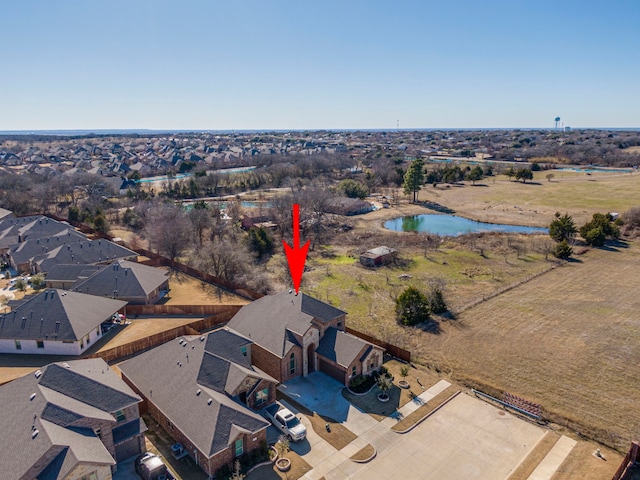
134 452 174 480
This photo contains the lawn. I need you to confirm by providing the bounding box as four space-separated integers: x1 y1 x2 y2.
163 269 251 305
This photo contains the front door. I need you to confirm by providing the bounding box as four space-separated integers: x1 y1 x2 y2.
306 344 315 374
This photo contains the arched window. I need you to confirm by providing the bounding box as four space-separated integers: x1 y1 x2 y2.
289 352 296 375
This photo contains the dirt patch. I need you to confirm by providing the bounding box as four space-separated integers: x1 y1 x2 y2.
96 317 202 351
245 453 312 480
163 269 250 305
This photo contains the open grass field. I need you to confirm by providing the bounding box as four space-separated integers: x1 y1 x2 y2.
427 243 640 450
163 269 251 305
384 169 640 228
327 242 639 451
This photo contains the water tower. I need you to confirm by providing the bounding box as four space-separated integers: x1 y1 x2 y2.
554 117 561 130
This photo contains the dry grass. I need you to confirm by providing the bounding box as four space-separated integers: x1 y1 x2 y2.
163 269 250 305
349 444 375 462
505 431 561 480
96 317 202 351
277 391 357 451
549 440 622 480
411 243 640 450
391 385 460 432
421 169 640 227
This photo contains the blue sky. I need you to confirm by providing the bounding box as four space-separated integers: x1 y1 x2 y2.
2 1 638 130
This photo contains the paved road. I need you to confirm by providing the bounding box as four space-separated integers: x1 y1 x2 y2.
281 372 547 480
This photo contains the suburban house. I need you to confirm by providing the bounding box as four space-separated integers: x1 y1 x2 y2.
6 229 87 272
33 239 138 274
120 327 276 478
0 289 126 355
0 215 78 254
0 358 146 480
45 264 103 290
325 197 373 216
227 291 384 386
70 260 170 304
359 246 397 267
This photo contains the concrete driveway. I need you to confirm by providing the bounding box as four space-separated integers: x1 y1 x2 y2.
280 372 549 480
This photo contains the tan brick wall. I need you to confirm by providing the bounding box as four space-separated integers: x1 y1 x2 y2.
246 378 276 410
280 346 303 383
65 463 113 480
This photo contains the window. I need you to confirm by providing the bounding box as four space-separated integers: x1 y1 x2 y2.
241 345 247 357
234 438 243 457
337 320 342 328
289 353 296 375
85 334 90 345
15 340 21 350
115 410 126 422
351 365 357 377
79 472 98 480
37 341 44 349
255 388 269 407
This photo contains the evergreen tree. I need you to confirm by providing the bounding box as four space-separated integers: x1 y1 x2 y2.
403 158 425 203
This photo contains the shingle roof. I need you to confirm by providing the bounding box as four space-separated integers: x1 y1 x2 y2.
8 230 86 267
45 264 102 283
119 328 272 458
0 289 126 342
0 359 138 480
227 291 346 358
35 239 137 273
316 327 376 368
72 260 169 299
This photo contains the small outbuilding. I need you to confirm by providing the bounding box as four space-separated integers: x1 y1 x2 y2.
359 246 397 267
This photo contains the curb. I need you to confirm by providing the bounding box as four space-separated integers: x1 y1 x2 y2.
393 390 461 434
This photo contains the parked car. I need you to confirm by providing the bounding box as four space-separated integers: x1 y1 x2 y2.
134 452 174 480
264 403 307 441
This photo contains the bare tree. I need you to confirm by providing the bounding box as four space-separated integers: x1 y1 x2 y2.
145 203 193 262
188 204 212 246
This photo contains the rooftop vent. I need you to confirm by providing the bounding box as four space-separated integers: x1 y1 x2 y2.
196 389 201 396
34 370 42 378
199 336 205 342
62 362 71 369
31 429 39 439
207 398 212 405
30 393 36 401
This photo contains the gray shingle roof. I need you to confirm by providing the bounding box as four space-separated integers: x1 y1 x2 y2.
35 239 137 273
119 328 272 458
45 264 102 283
316 327 376 368
0 358 138 480
0 289 126 342
227 291 346 358
8 230 86 267
72 260 169 300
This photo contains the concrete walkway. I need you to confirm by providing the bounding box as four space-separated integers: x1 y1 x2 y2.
526 435 577 480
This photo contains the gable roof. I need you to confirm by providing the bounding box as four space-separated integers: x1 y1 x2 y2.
119 328 272 458
316 327 379 368
0 289 126 341
0 359 140 480
227 291 346 358
71 260 169 299
34 239 137 274
8 230 87 267
45 264 103 283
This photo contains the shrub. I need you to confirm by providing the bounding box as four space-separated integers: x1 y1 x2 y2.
395 287 430 326
552 240 573 259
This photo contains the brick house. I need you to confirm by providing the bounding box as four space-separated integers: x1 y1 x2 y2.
0 358 146 480
227 291 384 386
0 289 127 355
119 327 276 478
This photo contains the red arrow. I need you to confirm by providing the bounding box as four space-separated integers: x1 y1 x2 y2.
283 204 310 294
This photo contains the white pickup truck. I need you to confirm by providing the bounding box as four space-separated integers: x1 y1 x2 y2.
264 403 307 442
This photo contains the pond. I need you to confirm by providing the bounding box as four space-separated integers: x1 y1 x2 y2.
384 214 548 236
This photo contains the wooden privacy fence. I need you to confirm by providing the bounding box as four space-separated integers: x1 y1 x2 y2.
345 327 411 363
611 441 640 480
90 308 239 364
123 304 242 317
